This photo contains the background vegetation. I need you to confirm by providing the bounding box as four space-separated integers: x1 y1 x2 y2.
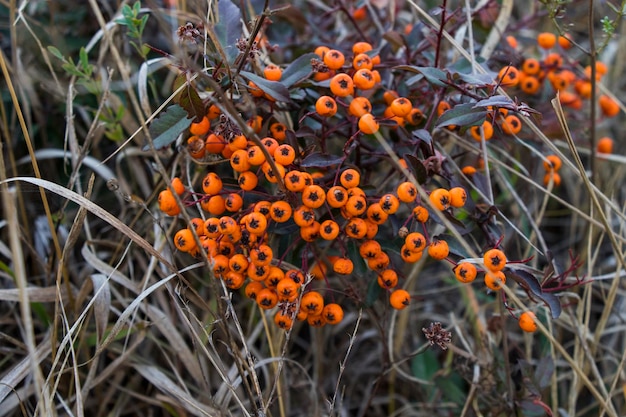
0 0 625 416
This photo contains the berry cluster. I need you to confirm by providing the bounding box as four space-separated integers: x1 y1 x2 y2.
155 27 616 333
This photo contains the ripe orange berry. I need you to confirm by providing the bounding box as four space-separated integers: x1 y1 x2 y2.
224 193 244 212
518 311 538 332
187 135 206 159
500 115 522 135
484 271 506 291
250 244 273 267
412 205 429 223
359 240 382 259
400 244 423 263
205 133 226 154
358 113 379 134
245 211 268 235
352 41 373 55
261 161 286 183
256 288 278 309
316 96 338 117
230 149 251 172
427 239 449 260
189 116 210 136
543 52 563 68
405 108 424 125
383 90 399 105
379 193 400 214
274 311 294 330
345 217 368 239
314 45 330 58
454 262 477 283
263 64 282 81
404 232 426 252
461 165 477 176
245 281 264 300
537 32 557 49
319 219 340 240
323 49 345 70
238 171 258 191
248 81 264 98
170 177 185 196
497 66 520 87
269 122 287 141
597 137 614 154
436 100 451 116
389 289 411 310
397 181 417 203
261 137 280 155
352 68 376 90
348 96 372 118
558 35 572 49
302 184 326 208
505 35 518 49
158 189 181 216
520 76 541 95
174 229 197 253
377 269 398 289
448 187 467 208
352 53 373 71
322 303 344 325
307 314 326 327
202 172 223 195
340 168 361 189
599 95 620 117
483 248 506 272
543 171 562 187
366 202 388 225
390 97 413 117
330 73 355 97
469 120 493 142
521 58 541 75
246 145 266 166
293 205 316 227
429 188 451 211
301 291 324 316
276 278 300 302
284 170 306 192
224 271 245 290
543 155 562 172
333 257 354 275
274 144 296 166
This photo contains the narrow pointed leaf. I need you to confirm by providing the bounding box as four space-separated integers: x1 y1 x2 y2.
240 71 291 102
280 53 317 87
145 104 192 150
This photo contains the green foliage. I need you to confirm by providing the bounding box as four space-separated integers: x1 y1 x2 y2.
115 1 150 58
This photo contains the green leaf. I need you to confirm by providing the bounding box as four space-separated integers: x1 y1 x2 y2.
240 71 291 102
435 103 486 128
394 65 447 87
48 46 65 61
144 104 193 151
280 53 318 87
172 74 206 122
215 0 242 64
474 95 515 109
364 275 381 307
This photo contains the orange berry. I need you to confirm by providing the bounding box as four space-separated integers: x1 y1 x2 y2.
599 95 620 117
396 181 417 203
469 120 494 141
500 115 522 135
246 145 266 166
230 149 251 172
352 41 373 55
359 240 382 259
543 52 563 68
448 187 467 208
352 68 376 90
205 133 226 154
366 202 388 225
256 288 278 309
276 278 300 302
174 229 197 253
379 193 400 214
340 168 361 189
537 32 557 49
323 49 345 70
400 244 423 263
405 108 424 125
519 76 541 95
245 281 264 300
263 64 282 81
389 289 411 310
201 195 226 215
543 155 562 172
322 303 344 325
377 269 398 289
483 248 506 272
383 90 399 105
319 219 340 240
261 161 286 183
454 262 477 283
543 171 562 187
348 96 372 118
505 35 518 49
293 205 315 227
436 100 451 116
261 137 280 155
274 311 294 330
358 113 379 134
597 137 614 154
404 232 426 252
301 291 324 316
352 53 373 71
170 177 185 196
558 35 572 49
316 96 338 117
521 58 541 75
412 205 429 223
427 239 449 260
326 185 348 208
228 134 248 151
333 257 354 275
202 172 223 195
158 189 180 216
274 144 296 166
330 73 355 97
461 165 477 176
390 97 413 117
314 45 330 58
302 184 326 208
238 171 258 191
519 311 538 332
189 116 210 136
248 80 264 98
429 188 450 211
270 122 287 141
345 217 368 238
484 271 506 291
187 135 206 159
224 193 243 212
497 66 520 87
